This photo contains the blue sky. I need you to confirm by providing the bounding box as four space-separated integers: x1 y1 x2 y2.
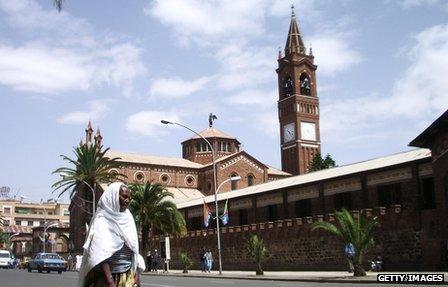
1 0 447 203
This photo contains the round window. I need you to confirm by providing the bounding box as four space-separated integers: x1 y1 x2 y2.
185 175 195 186
160 173 170 184
135 172 144 182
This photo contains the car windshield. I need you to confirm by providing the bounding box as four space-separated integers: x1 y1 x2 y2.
42 254 60 259
0 253 9 258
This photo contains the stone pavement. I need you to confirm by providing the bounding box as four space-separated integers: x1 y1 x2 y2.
141 270 448 284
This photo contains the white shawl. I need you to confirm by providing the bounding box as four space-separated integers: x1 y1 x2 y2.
78 182 145 287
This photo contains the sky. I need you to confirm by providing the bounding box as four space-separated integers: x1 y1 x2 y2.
0 0 447 203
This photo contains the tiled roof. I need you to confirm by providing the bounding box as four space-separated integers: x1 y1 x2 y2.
165 187 205 205
267 166 291 176
177 148 431 209
107 150 204 169
189 127 236 140
3 225 33 234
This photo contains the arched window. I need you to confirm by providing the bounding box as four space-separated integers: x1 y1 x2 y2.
231 173 239 190
283 75 293 98
300 73 311 96
247 174 254 186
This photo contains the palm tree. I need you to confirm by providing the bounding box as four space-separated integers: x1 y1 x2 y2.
311 208 378 276
52 143 124 215
129 182 186 258
247 234 268 275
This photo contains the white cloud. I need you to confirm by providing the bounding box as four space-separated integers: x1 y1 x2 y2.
0 0 146 96
227 89 276 109
149 76 212 99
126 111 182 137
309 32 362 75
146 0 267 45
58 100 110 125
321 24 448 142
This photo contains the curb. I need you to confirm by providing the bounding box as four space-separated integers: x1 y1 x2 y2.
141 272 380 284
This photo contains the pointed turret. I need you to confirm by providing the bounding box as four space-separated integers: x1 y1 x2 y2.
94 128 103 146
284 5 306 55
85 121 93 145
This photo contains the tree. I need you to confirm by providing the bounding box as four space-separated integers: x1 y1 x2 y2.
52 143 124 215
311 208 378 276
247 234 268 275
128 183 186 259
309 152 336 172
179 251 192 273
0 231 10 249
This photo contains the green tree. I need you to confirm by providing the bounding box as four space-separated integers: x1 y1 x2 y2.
52 143 124 216
247 234 268 275
129 182 186 258
179 251 192 273
311 208 378 276
0 231 10 248
309 152 336 172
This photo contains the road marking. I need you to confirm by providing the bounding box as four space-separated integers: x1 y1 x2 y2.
209 280 234 284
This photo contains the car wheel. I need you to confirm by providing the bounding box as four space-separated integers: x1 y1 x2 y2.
58 270 62 274
37 267 42 273
47 270 50 273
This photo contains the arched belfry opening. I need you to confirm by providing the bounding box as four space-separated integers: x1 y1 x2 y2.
283 75 294 98
300 73 311 96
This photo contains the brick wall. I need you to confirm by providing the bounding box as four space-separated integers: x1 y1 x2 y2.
149 206 426 271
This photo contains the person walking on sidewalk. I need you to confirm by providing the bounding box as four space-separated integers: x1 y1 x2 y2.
199 247 206 272
152 249 159 272
205 250 213 272
146 250 153 272
344 243 355 273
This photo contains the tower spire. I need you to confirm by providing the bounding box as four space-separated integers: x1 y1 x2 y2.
284 4 306 55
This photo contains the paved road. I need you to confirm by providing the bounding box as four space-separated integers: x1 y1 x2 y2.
0 269 407 287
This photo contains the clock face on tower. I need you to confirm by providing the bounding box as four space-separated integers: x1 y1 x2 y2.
300 122 316 141
283 123 295 143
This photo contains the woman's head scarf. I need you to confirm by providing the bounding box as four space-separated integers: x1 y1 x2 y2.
78 182 145 287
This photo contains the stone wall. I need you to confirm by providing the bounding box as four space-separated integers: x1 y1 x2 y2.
149 206 424 271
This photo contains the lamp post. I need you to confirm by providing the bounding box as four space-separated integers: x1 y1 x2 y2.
40 198 57 253
42 222 58 253
161 119 225 274
81 180 96 215
216 176 241 193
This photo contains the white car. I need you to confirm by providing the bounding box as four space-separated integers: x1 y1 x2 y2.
0 250 11 268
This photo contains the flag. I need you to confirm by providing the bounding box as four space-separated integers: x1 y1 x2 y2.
221 199 229 225
203 200 212 228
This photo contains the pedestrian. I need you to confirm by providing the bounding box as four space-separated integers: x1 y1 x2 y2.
146 250 152 272
67 253 73 271
152 249 158 272
344 243 355 273
199 247 206 272
205 250 213 272
77 182 146 287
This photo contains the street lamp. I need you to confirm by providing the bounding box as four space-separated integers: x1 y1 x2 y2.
42 222 59 253
216 176 241 193
161 119 226 274
81 180 96 215
40 198 57 253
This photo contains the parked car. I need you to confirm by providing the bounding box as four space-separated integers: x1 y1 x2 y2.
0 250 11 269
28 253 66 274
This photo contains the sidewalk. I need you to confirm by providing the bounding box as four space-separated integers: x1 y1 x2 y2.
142 270 448 284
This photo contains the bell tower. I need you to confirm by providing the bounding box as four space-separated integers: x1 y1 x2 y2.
277 6 321 175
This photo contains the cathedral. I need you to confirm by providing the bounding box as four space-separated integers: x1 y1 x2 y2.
70 9 448 271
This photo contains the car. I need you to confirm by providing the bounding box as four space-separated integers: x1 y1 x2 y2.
0 250 11 269
28 253 66 274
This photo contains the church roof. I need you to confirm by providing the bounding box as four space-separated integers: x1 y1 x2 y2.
178 148 431 209
107 150 203 169
285 5 306 55
267 166 291 176
165 187 205 205
409 109 448 148
188 127 237 141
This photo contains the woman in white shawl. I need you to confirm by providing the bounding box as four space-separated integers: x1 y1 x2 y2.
78 182 145 287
